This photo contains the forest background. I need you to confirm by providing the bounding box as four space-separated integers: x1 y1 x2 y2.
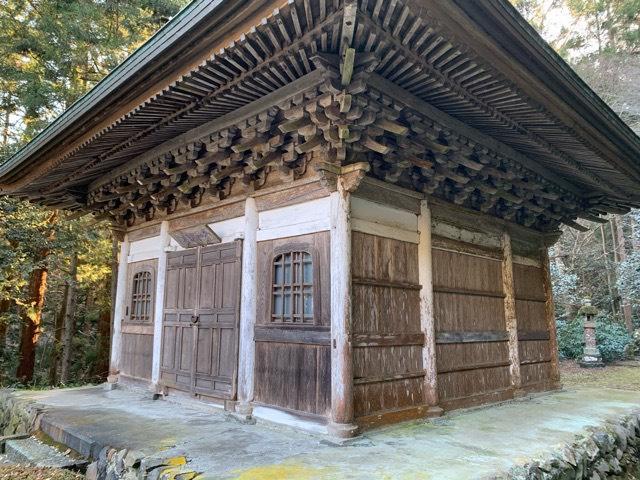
0 0 638 385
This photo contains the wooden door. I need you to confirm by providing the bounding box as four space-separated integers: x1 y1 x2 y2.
193 242 242 398
120 260 157 381
160 241 242 399
160 248 199 391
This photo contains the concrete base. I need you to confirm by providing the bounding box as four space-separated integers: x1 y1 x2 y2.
426 405 445 417
4 385 640 479
326 421 359 439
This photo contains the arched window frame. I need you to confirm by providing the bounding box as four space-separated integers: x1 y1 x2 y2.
269 243 319 326
126 263 156 324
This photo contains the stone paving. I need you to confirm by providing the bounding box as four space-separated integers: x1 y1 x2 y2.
3 385 640 479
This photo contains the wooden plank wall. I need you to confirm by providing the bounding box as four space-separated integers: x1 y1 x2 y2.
253 231 331 417
121 332 153 380
432 237 512 410
351 232 424 422
514 261 553 389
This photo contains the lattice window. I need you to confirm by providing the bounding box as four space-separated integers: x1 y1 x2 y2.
272 251 314 324
130 271 153 322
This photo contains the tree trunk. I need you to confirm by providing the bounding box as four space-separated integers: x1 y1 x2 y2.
60 253 78 384
16 211 58 384
94 308 111 380
48 284 68 385
15 266 49 383
0 298 10 383
600 224 617 317
612 216 634 332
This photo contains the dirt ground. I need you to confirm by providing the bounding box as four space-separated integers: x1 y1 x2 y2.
0 465 82 480
560 359 640 391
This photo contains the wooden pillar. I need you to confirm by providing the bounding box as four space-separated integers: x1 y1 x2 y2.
328 178 357 438
237 197 258 415
109 233 130 382
501 231 522 395
541 244 561 387
151 221 170 387
418 200 443 415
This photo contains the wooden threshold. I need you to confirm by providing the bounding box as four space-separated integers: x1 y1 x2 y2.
439 387 515 412
356 404 442 431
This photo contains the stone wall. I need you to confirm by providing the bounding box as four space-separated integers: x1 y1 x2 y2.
85 448 200 480
504 411 640 479
0 390 41 436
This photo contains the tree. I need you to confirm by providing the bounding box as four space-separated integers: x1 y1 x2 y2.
15 210 58 383
0 0 187 151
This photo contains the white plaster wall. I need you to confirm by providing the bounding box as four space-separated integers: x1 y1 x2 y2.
351 196 419 243
257 196 331 241
128 236 162 263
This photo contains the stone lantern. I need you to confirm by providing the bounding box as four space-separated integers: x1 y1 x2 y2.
579 299 604 368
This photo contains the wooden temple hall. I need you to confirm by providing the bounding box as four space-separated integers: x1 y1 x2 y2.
2 0 640 436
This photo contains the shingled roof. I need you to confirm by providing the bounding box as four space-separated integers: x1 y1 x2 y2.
1 0 638 230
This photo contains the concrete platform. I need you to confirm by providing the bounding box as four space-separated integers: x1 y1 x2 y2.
4 385 640 479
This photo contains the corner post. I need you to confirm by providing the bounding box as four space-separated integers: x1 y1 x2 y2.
541 244 561 387
328 177 357 437
151 221 170 387
109 232 130 382
502 231 522 395
418 200 443 415
237 197 258 415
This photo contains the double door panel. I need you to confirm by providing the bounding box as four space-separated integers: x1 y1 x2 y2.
160 241 241 398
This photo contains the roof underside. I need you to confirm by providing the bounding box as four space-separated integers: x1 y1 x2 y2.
1 0 639 226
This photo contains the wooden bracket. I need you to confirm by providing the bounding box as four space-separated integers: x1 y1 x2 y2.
316 161 370 193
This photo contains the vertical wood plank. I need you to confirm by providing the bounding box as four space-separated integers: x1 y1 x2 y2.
541 244 561 386
418 200 441 411
151 222 170 386
238 198 257 413
329 179 357 438
502 231 522 392
109 234 130 380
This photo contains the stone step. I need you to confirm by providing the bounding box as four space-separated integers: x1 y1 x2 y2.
39 416 100 459
4 436 88 470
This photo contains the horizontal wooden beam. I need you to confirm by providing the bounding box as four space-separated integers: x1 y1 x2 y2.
352 277 422 291
433 286 505 299
436 330 509 344
438 360 511 375
254 325 330 346
352 333 425 347
353 371 425 385
517 330 551 342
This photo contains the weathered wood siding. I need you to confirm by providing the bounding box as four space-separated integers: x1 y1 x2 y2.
514 261 552 388
432 237 511 409
254 231 331 417
351 232 424 420
120 259 157 381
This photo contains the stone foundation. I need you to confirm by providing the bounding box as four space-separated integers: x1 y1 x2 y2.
505 411 640 479
0 390 42 436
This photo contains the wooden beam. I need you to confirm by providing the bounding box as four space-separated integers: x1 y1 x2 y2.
328 176 358 438
541 245 561 387
501 231 522 394
151 221 170 387
366 73 583 196
237 197 258 416
89 68 328 193
418 200 442 414
108 234 130 382
436 331 509 344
